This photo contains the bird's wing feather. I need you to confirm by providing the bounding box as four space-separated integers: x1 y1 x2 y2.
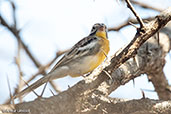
49 36 99 73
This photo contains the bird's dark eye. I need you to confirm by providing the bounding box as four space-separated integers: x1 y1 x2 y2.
91 26 96 33
92 26 95 30
90 26 97 35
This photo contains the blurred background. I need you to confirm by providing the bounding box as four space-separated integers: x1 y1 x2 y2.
0 0 171 104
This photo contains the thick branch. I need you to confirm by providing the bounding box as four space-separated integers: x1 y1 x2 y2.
82 97 171 114
148 70 171 100
95 32 170 95
107 7 171 73
145 24 171 100
0 98 171 114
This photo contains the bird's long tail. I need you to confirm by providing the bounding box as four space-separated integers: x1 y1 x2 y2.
14 73 52 99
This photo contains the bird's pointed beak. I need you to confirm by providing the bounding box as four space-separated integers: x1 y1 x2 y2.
99 26 106 32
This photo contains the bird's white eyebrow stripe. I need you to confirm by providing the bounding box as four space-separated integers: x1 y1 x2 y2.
78 40 97 51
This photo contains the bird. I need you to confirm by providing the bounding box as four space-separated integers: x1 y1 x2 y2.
14 23 110 99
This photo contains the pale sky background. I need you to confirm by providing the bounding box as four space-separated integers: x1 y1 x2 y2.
0 0 171 104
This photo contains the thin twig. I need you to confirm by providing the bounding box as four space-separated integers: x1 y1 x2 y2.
1 1 68 99
49 89 55 96
125 0 145 28
141 89 155 92
3 50 66 103
6 76 15 105
108 17 154 31
141 89 146 99
15 38 23 103
24 50 68 89
130 0 163 12
40 82 48 97
24 50 67 92
10 0 17 28
0 15 41 68
21 77 40 98
128 22 138 29
0 1 41 68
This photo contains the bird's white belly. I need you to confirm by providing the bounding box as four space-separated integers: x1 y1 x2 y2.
69 55 98 77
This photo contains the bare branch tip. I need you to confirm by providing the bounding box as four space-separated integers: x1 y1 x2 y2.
128 22 139 29
49 89 55 96
21 77 40 98
40 82 48 97
6 76 15 105
140 89 146 99
125 0 145 29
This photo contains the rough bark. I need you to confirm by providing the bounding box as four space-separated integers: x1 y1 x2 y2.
146 23 171 100
0 98 171 114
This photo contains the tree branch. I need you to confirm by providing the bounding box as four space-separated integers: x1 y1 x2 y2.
125 0 145 28
108 17 154 31
94 32 170 95
0 15 41 67
0 97 171 114
0 1 69 102
130 0 163 12
3 50 67 104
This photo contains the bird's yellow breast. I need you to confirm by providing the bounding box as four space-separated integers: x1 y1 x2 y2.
89 38 110 71
96 31 107 39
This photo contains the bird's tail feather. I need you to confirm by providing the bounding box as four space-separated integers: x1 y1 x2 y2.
14 74 52 99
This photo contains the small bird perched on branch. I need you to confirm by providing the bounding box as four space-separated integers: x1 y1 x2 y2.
14 23 110 98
